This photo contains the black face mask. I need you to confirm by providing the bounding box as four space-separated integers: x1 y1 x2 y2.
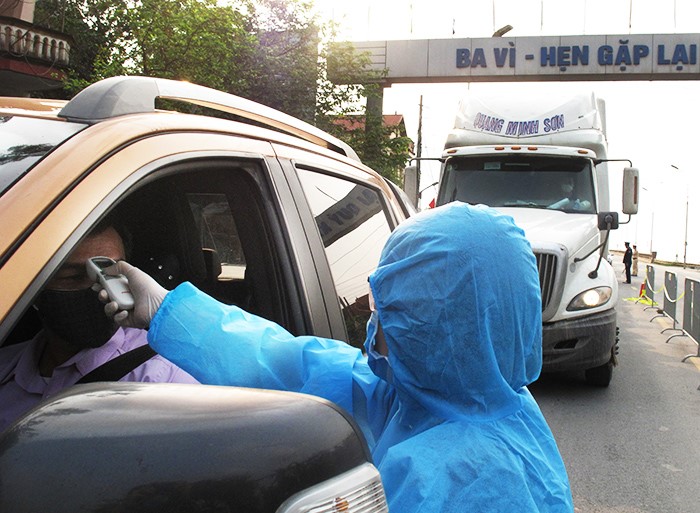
35 287 118 350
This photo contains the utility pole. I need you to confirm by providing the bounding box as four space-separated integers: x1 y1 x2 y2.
364 85 384 170
416 95 423 205
684 191 688 268
671 164 688 268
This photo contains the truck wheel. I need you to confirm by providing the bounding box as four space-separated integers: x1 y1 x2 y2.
584 358 613 387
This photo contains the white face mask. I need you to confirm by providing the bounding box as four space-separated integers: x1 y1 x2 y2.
364 311 394 384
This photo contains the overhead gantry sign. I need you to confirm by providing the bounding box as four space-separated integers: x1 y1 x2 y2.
336 33 700 83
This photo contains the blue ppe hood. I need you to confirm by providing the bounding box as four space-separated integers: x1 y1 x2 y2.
368 202 543 423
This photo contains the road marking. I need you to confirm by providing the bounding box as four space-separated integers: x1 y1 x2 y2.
661 463 683 472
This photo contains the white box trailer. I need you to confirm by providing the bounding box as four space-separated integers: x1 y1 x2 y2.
435 91 639 386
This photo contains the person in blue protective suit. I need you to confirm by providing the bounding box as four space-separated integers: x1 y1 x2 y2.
101 202 574 512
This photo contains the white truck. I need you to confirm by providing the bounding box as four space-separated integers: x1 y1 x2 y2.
434 91 639 386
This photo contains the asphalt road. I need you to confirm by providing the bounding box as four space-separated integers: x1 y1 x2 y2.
530 262 700 513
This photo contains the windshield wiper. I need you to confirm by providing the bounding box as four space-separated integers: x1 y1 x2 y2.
501 202 544 208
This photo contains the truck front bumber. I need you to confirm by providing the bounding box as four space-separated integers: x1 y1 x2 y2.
542 308 616 372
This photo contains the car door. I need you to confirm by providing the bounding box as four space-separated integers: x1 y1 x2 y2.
272 143 404 348
0 130 335 348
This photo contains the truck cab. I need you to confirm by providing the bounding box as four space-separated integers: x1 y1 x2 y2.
435 92 639 386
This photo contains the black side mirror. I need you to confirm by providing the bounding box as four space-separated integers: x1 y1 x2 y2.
597 212 619 230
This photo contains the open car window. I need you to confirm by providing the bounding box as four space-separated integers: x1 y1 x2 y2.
2 159 289 348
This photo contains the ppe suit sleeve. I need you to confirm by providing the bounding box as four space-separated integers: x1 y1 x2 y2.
147 282 372 415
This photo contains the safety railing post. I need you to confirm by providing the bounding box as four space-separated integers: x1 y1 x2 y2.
643 265 659 310
661 271 686 342
681 278 700 362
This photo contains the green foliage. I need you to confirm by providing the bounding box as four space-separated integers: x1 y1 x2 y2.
35 0 257 97
364 127 414 185
322 115 414 185
127 0 257 95
34 0 129 96
315 37 412 182
314 37 367 124
248 0 319 122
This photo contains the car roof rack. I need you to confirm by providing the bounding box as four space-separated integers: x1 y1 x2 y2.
57 76 361 163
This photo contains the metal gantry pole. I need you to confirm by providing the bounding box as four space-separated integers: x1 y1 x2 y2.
683 191 688 268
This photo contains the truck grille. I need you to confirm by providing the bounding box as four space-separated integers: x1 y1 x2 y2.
536 252 559 313
278 463 389 513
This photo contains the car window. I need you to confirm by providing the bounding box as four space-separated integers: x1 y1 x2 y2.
0 116 85 196
123 163 288 322
296 167 393 348
2 160 290 347
187 192 246 280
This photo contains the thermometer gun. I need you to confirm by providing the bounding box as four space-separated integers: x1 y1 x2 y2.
86 256 135 310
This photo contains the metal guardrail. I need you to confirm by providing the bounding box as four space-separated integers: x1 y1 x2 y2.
639 265 659 310
681 279 700 363
639 265 699 363
661 271 684 339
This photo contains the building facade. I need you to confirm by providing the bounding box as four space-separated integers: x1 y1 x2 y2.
0 0 71 96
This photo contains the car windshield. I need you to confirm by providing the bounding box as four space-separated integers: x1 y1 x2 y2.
0 116 86 197
439 155 596 214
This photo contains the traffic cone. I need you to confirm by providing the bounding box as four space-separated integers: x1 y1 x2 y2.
639 282 646 298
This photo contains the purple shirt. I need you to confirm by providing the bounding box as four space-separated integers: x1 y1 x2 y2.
0 327 198 431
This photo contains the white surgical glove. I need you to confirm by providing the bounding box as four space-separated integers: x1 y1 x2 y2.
96 260 167 328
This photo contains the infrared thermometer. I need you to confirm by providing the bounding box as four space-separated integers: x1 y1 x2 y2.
86 256 135 310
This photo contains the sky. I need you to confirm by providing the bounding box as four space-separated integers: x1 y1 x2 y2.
312 0 700 264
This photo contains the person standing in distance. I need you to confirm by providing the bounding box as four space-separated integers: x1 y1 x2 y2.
623 242 633 284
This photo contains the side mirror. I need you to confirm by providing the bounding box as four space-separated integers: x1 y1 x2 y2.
598 211 619 230
622 167 639 215
403 165 419 208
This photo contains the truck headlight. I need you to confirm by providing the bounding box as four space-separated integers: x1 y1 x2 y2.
567 286 612 311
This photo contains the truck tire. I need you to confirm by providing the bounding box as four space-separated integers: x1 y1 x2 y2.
584 357 614 387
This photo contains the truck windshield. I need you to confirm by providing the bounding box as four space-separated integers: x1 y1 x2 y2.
439 155 596 214
0 116 85 198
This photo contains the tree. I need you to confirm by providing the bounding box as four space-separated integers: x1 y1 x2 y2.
34 0 257 97
33 0 129 96
321 111 414 185
126 0 257 95
318 43 413 183
248 2 413 181
247 0 319 123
